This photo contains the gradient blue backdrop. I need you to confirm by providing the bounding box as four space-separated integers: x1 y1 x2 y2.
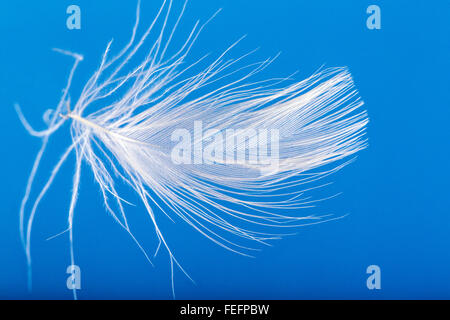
0 0 449 299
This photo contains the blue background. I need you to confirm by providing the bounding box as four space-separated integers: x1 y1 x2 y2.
0 0 449 299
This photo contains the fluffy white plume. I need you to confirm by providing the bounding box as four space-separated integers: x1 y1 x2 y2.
16 0 368 298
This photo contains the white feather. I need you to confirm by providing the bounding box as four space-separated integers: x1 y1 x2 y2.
16 0 368 298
